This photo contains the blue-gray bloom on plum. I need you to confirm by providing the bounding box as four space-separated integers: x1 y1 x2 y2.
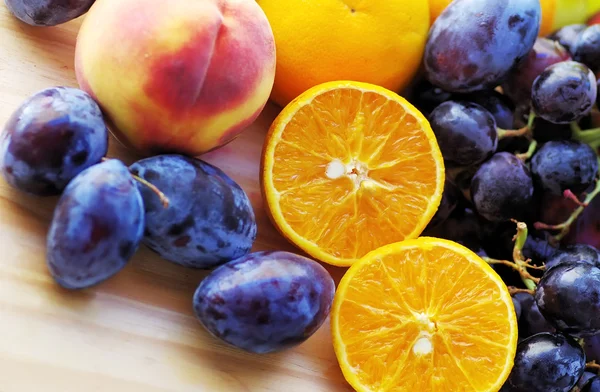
193 251 335 354
5 0 96 26
1 86 107 196
129 154 257 269
46 159 144 289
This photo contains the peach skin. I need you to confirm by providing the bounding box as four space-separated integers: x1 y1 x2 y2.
75 0 276 156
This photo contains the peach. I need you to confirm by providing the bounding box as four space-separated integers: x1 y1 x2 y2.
74 0 276 156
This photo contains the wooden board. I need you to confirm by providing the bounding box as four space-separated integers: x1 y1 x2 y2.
0 6 353 391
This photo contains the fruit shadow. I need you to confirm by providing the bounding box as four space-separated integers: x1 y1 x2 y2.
0 182 60 223
89 242 350 390
173 313 352 392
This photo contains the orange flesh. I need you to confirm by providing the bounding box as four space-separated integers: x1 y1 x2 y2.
270 88 440 261
334 241 516 391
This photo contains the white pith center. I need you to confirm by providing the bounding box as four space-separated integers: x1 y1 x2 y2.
413 336 433 355
325 159 371 188
413 312 436 356
325 160 346 179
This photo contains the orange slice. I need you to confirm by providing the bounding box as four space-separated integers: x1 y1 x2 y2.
331 238 518 392
261 81 444 266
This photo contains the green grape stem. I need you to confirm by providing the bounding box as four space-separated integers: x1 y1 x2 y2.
534 169 600 243
571 122 600 149
508 287 535 296
497 111 536 141
483 221 540 290
586 361 600 371
563 189 588 207
527 111 536 129
516 139 538 161
497 126 531 139
512 221 537 291
485 256 540 288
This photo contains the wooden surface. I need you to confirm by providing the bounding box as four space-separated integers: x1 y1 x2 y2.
0 5 352 391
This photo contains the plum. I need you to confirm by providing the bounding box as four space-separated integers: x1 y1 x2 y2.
47 159 144 289
1 87 108 196
129 155 257 269
193 251 335 354
5 0 96 26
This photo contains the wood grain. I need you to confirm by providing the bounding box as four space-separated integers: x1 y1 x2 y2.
0 5 352 391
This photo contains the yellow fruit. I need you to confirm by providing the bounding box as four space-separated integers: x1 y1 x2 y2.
256 0 430 107
429 0 452 22
332 238 518 392
544 0 600 34
589 0 600 18
261 81 444 267
540 0 558 36
554 0 587 29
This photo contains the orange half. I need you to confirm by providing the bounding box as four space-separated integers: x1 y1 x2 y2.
331 238 518 392
261 81 444 266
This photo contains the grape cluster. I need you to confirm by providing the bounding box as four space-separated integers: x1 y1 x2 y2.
419 6 600 390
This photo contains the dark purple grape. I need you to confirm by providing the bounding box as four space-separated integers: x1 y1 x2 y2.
471 152 534 222
538 191 579 229
583 377 600 392
545 244 600 270
421 206 503 276
573 25 600 72
426 179 462 229
449 164 480 191
129 155 257 269
531 61 597 124
531 140 598 195
424 0 540 93
423 207 482 247
479 223 542 287
578 373 598 391
548 24 587 54
512 296 522 320
584 334 600 363
531 117 572 143
504 38 572 104
0 87 108 196
480 220 519 260
536 263 600 337
563 189 600 249
501 333 585 392
459 90 515 129
428 101 498 167
409 78 454 116
46 160 144 289
193 251 335 354
522 232 558 266
5 0 96 26
472 245 488 258
513 293 555 338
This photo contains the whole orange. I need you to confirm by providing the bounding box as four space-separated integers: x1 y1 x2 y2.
256 0 430 107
